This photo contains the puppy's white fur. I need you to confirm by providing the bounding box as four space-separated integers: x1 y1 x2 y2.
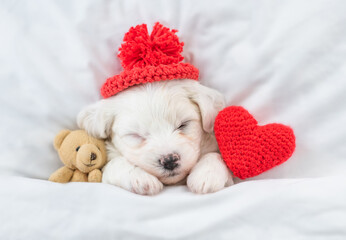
77 79 233 195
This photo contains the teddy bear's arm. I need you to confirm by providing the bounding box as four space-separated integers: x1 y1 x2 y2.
49 166 74 183
71 170 88 182
88 169 102 182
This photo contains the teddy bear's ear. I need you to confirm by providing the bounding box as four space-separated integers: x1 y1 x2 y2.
54 130 71 150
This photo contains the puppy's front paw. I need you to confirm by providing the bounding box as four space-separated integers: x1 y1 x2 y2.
129 168 163 195
187 153 234 194
187 170 229 194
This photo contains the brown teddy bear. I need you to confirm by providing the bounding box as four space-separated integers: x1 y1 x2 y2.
49 129 107 183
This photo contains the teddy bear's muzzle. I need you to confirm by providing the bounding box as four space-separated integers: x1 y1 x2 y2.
75 144 103 173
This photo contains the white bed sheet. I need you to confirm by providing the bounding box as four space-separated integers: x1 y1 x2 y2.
1 0 346 239
1 176 346 240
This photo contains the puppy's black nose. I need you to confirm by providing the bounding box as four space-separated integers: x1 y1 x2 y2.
159 153 180 170
90 152 97 161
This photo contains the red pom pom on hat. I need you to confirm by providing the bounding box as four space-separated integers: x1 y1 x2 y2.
101 22 199 98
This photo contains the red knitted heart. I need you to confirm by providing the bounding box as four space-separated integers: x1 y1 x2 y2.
214 106 295 179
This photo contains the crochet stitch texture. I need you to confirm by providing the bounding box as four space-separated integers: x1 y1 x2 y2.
101 22 199 98
214 106 296 179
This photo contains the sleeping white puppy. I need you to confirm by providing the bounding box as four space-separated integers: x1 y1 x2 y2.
77 79 234 195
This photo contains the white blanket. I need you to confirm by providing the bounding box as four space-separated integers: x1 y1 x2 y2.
1 0 346 239
1 176 346 239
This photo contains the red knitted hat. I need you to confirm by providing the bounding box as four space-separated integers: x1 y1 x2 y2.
101 22 199 98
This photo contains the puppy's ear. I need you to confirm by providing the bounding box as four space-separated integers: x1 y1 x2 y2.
77 100 115 139
185 82 225 133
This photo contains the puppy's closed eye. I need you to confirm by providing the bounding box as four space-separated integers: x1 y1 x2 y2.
122 133 146 147
176 120 191 131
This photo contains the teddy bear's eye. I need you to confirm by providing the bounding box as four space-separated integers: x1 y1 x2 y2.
76 146 80 152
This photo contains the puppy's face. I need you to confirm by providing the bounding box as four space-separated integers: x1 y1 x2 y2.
112 85 203 184
78 80 225 185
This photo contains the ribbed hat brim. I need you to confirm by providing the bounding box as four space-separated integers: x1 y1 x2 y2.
101 62 199 98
